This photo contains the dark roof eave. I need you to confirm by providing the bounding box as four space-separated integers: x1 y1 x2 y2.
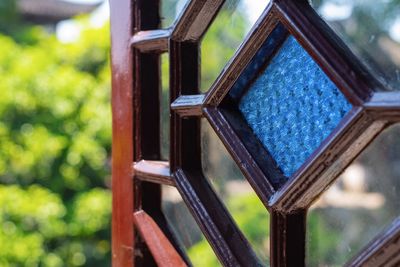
17 0 102 24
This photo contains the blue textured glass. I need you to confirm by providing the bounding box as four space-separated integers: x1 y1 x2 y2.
239 35 352 177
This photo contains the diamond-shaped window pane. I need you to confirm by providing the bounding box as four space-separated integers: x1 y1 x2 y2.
237 32 352 177
307 124 400 266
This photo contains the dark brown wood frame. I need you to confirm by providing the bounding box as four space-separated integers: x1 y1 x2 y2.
110 0 400 266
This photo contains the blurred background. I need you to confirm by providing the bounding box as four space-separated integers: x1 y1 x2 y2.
0 0 111 266
0 0 399 266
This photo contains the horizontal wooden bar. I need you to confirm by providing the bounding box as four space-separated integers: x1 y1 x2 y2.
346 217 400 267
133 210 187 267
171 0 224 41
364 92 400 122
171 94 204 117
133 160 174 186
365 92 400 110
131 29 170 53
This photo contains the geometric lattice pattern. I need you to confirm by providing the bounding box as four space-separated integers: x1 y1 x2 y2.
239 36 352 177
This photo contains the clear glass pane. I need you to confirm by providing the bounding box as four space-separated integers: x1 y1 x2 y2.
310 0 400 91
307 124 400 266
160 53 169 160
161 0 190 28
161 185 221 266
201 119 270 265
200 0 271 92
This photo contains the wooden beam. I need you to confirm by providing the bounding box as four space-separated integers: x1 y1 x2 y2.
171 0 224 41
131 29 170 53
110 0 135 265
171 94 204 117
133 160 174 186
133 210 187 267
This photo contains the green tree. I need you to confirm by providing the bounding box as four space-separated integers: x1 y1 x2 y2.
0 8 112 265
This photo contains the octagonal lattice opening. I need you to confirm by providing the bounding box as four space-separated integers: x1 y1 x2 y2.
221 22 352 183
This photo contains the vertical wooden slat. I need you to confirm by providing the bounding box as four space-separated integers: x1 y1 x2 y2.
110 0 135 265
170 41 201 172
270 210 306 267
132 1 168 266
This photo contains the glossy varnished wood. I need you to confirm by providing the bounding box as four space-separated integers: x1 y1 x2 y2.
110 0 135 265
169 41 201 172
133 160 174 186
131 29 170 53
171 0 224 41
171 94 204 117
365 92 400 122
132 1 165 266
133 210 187 267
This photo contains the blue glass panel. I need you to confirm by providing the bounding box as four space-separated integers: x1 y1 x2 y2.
238 36 352 177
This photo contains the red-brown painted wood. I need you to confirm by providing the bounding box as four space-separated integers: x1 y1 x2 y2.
133 210 187 267
110 0 135 265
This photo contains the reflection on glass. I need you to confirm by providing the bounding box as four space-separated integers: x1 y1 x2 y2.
161 0 190 28
201 120 270 265
160 54 169 160
307 124 400 266
310 0 400 91
161 185 221 266
200 0 271 92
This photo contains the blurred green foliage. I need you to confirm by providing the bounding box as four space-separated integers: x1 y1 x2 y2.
200 1 246 91
187 194 269 266
0 3 112 264
183 192 270 266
